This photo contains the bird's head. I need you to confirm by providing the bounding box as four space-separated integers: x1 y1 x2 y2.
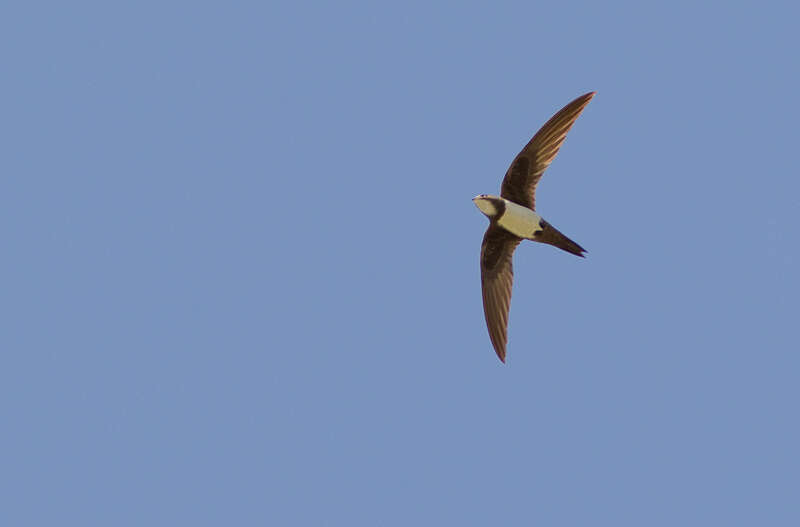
473 194 503 219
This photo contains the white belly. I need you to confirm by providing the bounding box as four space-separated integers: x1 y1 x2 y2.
497 199 543 239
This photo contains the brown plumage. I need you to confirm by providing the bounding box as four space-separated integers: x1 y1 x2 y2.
500 92 595 210
480 226 521 361
479 92 594 362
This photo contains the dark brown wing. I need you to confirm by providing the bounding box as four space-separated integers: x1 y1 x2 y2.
480 225 522 362
500 92 595 209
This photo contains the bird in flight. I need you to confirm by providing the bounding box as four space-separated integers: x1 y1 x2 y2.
474 92 595 363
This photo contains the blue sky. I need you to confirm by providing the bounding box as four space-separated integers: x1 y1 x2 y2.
3 1 799 525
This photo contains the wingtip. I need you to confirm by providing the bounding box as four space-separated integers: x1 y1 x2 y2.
494 348 506 363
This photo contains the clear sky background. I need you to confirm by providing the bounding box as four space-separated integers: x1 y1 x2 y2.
3 1 799 525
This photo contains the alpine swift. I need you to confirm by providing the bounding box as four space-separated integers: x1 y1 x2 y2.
474 92 595 362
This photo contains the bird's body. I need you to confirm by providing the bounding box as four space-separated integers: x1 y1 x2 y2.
474 92 595 362
477 196 544 239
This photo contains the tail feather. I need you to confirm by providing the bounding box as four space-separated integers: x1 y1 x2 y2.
536 221 586 257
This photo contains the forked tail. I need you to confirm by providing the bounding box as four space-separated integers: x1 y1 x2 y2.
536 220 586 257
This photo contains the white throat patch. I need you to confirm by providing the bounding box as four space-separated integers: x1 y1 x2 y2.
474 197 497 217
